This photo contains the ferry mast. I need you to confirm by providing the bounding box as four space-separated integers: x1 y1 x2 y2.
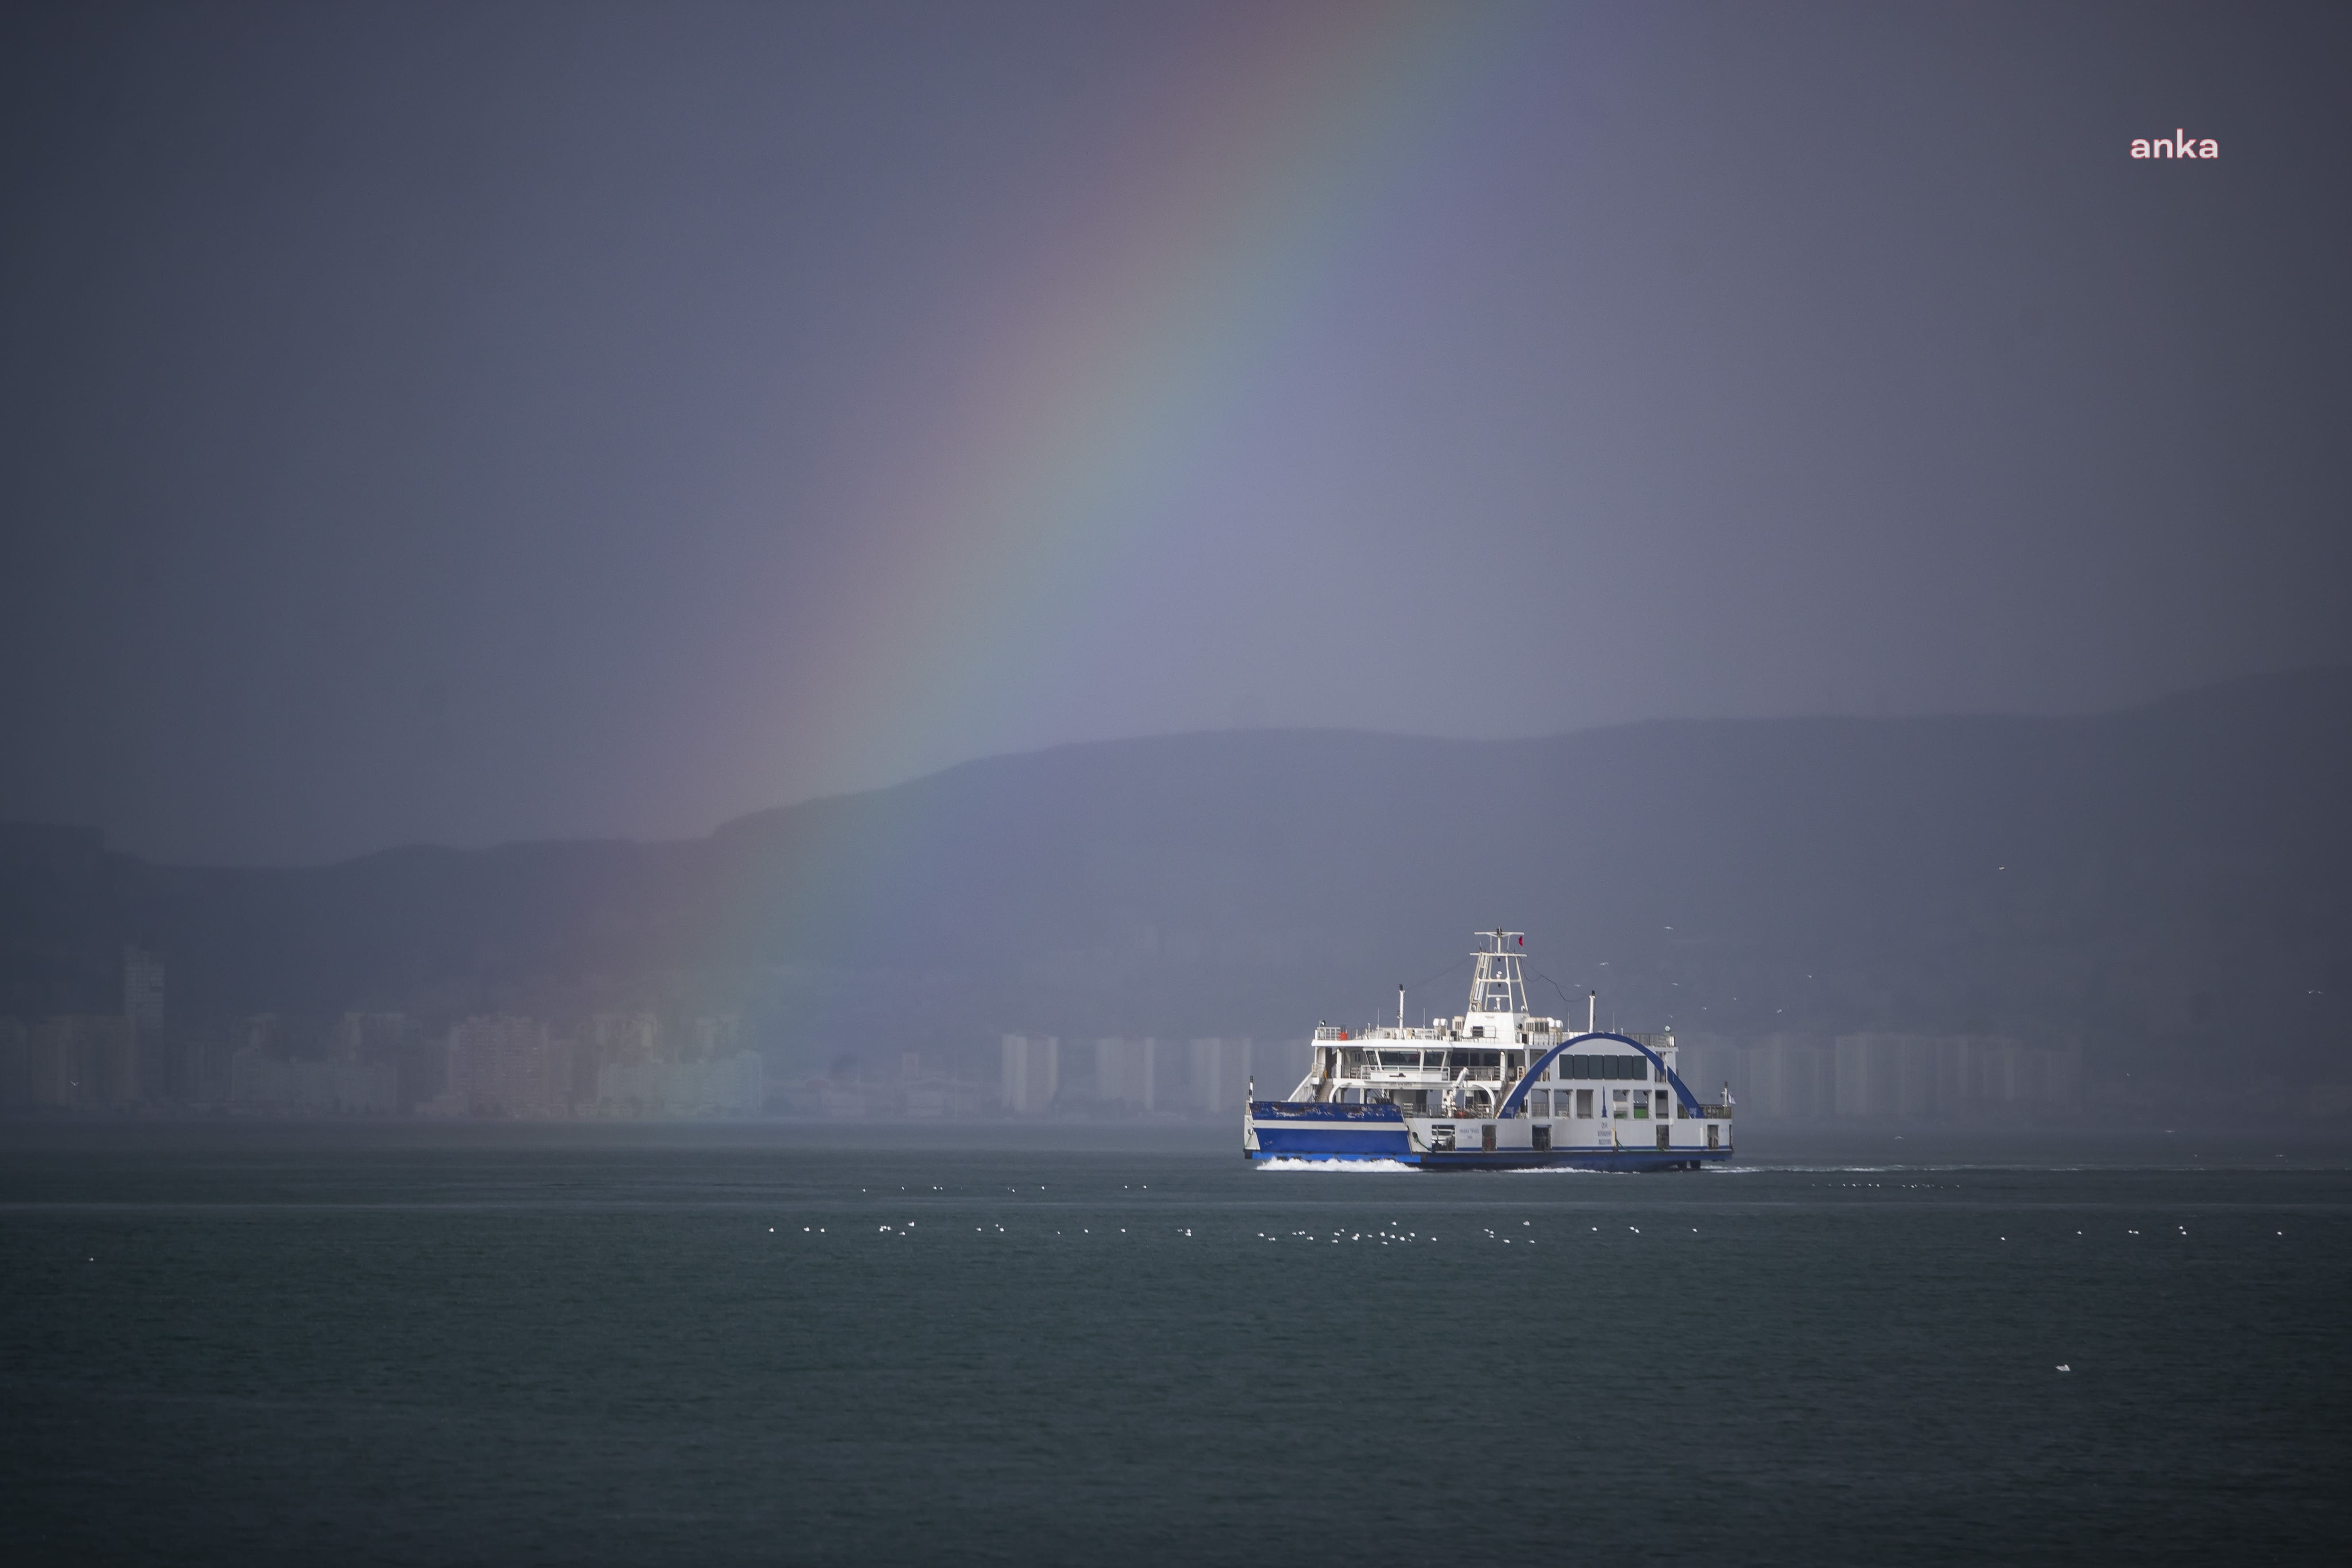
1466 929 1529 1029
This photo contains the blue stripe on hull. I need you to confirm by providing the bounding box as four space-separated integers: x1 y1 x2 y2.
1417 1149 1732 1171
1248 1145 1732 1171
1253 1125 1414 1156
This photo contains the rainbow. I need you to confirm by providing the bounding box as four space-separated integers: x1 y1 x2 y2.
715 4 1569 1044
768 2 1545 784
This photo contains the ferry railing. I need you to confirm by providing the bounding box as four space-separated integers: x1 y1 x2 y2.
1342 1069 1509 1083
1314 1026 1455 1042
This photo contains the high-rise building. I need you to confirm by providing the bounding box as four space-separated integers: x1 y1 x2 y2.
1001 1034 1059 1115
1711 1033 2080 1123
574 1012 661 1103
1186 1037 1258 1114
437 1015 573 1117
589 1013 662 1061
328 1013 409 1063
692 1015 741 1059
596 1053 764 1116
123 946 164 1036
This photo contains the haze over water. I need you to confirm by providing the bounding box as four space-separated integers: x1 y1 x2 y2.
4 5 2348 1562
6 1125 2344 1565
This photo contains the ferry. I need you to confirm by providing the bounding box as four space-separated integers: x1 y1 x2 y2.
1244 931 1733 1169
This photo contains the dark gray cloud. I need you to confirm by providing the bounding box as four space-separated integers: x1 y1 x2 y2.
3 1 2346 864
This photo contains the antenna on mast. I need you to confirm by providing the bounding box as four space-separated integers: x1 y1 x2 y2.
1466 930 1529 1020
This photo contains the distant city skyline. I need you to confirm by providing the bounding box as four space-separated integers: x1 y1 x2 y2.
4 1 2348 865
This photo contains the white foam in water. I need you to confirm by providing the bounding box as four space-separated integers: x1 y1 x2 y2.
1255 1157 1420 1173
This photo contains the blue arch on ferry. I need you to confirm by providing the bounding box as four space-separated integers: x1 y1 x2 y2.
1497 1032 1705 1119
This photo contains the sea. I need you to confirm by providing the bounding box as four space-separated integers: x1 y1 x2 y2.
3 1121 2345 1566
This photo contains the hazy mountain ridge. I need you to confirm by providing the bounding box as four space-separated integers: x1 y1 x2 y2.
3 668 2347 1113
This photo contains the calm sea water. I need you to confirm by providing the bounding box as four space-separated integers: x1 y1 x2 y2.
4 1123 2345 1566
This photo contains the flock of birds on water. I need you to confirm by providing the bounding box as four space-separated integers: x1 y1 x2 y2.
742 1176 2293 1383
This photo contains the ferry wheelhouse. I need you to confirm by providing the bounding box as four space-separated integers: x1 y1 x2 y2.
1245 931 1733 1169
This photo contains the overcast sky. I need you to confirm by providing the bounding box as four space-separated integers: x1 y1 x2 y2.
3 0 2347 865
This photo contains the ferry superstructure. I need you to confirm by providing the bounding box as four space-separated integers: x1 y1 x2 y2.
1244 931 1733 1169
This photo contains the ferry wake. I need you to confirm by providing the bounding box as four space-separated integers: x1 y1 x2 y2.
1244 931 1734 1170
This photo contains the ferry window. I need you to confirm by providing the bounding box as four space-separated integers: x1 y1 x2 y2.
1476 1051 1500 1068
1380 1051 1416 1067
1469 1025 1483 1039
1576 1089 1593 1117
